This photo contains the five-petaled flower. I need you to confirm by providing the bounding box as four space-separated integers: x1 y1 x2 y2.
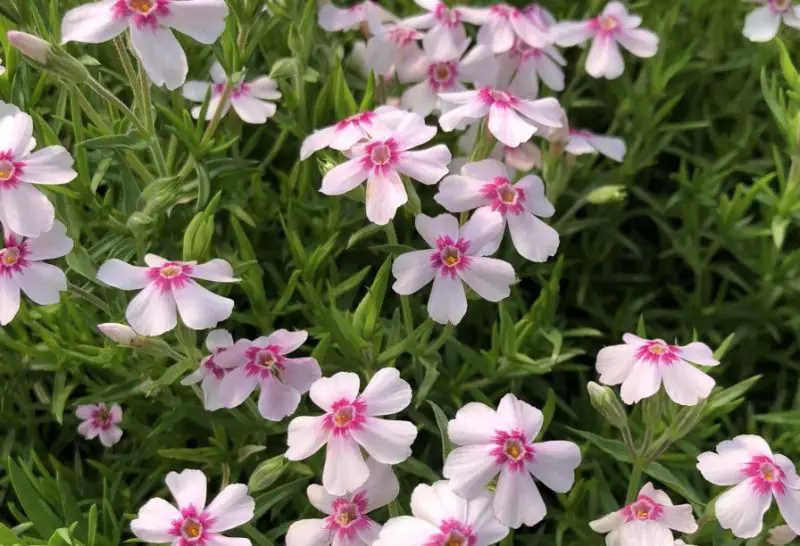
436 159 559 263
596 334 719 406
403 0 487 60
285 368 417 496
76 402 124 447
0 220 72 325
286 458 399 546
552 1 658 80
61 0 229 90
181 329 235 411
318 1 396 36
465 3 551 53
743 0 800 43
391 210 516 325
364 25 424 79
697 435 800 539
373 480 509 546
131 468 255 546
590 482 698 546
96 254 238 337
215 329 322 421
443 393 581 528
496 38 566 98
183 61 281 124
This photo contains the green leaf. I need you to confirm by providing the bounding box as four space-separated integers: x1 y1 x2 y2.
6 459 62 537
535 389 557 442
644 463 702 506
248 456 288 493
352 256 392 339
0 522 23 546
568 429 631 463
428 401 452 461
78 133 149 150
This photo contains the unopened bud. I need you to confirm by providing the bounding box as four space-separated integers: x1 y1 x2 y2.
768 525 798 546
248 455 288 493
667 400 707 441
7 31 89 83
8 31 50 64
98 323 142 346
587 382 628 430
586 185 627 205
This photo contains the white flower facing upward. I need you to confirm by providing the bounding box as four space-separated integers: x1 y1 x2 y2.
439 87 563 148
697 435 800 539
0 221 72 325
0 112 77 238
61 0 229 90
443 393 580 528
364 25 424 79
96 255 238 337
496 38 566 98
285 368 417 496
769 525 799 545
373 480 509 546
436 159 559 263
399 40 498 117
183 62 281 124
553 1 658 80
402 0 486 60
596 334 719 406
76 403 123 447
590 483 698 546
131 469 254 546
743 0 800 42
318 1 396 35
286 458 399 546
181 329 235 411
391 211 516 326
565 129 627 162
215 329 322 421
320 112 451 225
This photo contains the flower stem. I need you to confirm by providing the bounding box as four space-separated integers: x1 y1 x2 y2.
625 464 643 503
68 283 111 315
84 76 147 133
384 223 414 333
469 119 496 162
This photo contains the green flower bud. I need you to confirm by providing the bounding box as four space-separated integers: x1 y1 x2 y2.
248 455 288 493
587 382 628 430
586 184 627 205
667 400 706 441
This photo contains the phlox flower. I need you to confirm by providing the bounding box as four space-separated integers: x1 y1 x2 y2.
364 25 424 79
0 112 77 238
98 322 144 346
589 483 698 546
320 112 451 225
181 329 234 411
769 525 799 545
399 40 498 117
215 329 322 421
402 0 487 60
552 1 658 80
697 435 800 539
463 3 551 53
285 368 417 496
443 393 580 528
183 62 281 125
318 1 395 36
286 458 399 546
743 1 800 42
131 469 254 546
61 0 229 90
392 210 516 326
496 38 566 98
565 128 627 162
0 221 72 325
373 480 509 546
76 402 123 447
439 87 563 148
458 124 542 172
436 159 559 263
596 334 719 406
96 255 238 337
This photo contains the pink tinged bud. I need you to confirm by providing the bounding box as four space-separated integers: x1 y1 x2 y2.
98 323 141 346
7 31 51 64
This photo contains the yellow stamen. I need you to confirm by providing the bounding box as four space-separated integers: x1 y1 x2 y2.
444 255 459 266
499 186 516 204
183 520 202 538
161 265 182 278
129 0 154 13
2 248 19 266
506 445 521 459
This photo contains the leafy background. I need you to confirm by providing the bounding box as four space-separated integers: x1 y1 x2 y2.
0 0 799 545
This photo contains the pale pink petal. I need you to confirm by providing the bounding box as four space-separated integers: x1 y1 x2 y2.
0 276 20 325
285 415 329 460
214 339 251 369
714 479 771 539
416 213 460 247
616 28 659 57
402 81 439 117
259 330 307 354
165 469 207 511
396 145 451 185
511 13 549 48
310 371 361 412
98 426 123 447
507 212 559 263
359 368 412 416
365 35 397 75
375 516 439 545
247 77 281 100
618 520 673 546
448 402 499 444
307 484 337 515
458 206 505 256
201 375 227 410
183 81 212 102
189 259 237 282
163 0 229 44
96 260 151 290
24 221 72 261
286 519 332 546
532 54 565 91
496 393 543 440
619 362 661 404
458 44 499 87
144 254 167 267
515 175 554 217
603 2 633 21
659 505 698 534
391 115 437 150
78 420 99 439
719 435 774 458
257 376 302 421
18 147 77 184
1 182 55 238
596 343 638 386
131 498 181 543
300 126 337 160
743 6 781 42
427 273 467 325
590 510 625 533
409 481 468 525
423 23 469 62
785 9 800 30
109 403 123 423
696 450 749 486
514 97 564 128
622 333 648 345
172 280 234 330
231 95 276 124
321 158 369 196
527 441 581 492
660 359 715 406
564 135 595 156
205 484 254 532
351 416 416 464
587 134 627 162
776 454 800 489
17 262 66 305
487 104 536 148
130 26 188 91
457 256 515 302
434 174 489 212
508 63 539 99
204 537 252 546
76 404 98 420
319 4 362 31
477 18 515 53
365 170 407 225
586 36 625 80
443 444 499 498
768 525 798 546
0 113 31 157
206 329 233 352
323 434 370 496
678 342 719 366
392 250 436 295
461 158 510 180
552 21 595 47
638 482 672 506
60 0 129 44
494 466 545 528
438 100 491 132
775 487 800 538
217 366 259 408
280 357 322 394
360 457 401 511
126 283 178 337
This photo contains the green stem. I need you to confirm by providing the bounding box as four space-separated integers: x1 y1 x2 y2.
644 435 673 465
625 464 643 503
113 36 143 119
385 224 414 333
469 119 496 162
621 425 637 460
84 76 147 133
68 283 111 315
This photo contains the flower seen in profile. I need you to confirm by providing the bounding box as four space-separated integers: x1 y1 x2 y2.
181 329 235 411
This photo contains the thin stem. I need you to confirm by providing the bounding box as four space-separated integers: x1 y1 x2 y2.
644 435 673 465
138 56 154 132
68 283 111 315
621 426 637 460
385 224 414 333
203 80 234 141
113 36 142 119
639 428 654 457
469 119 496 162
84 76 147 133
625 464 643 503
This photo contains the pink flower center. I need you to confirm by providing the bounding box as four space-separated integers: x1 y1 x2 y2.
324 399 367 436
478 87 518 108
326 493 372 540
0 237 28 276
244 345 285 379
113 0 170 30
426 520 476 546
213 82 250 98
335 111 375 131
93 407 112 428
386 26 421 45
634 340 681 366
744 455 787 496
128 0 155 13
770 0 792 13
427 61 458 91
202 355 227 380
0 152 24 189
169 506 214 546
622 495 663 522
434 3 461 27
589 14 620 35
490 429 534 471
0 159 15 181
430 236 471 278
361 139 399 175
480 177 526 216
148 261 193 292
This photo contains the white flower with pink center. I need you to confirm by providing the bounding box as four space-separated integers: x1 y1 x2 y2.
131 469 254 546
0 112 77 238
743 0 800 42
399 39 497 117
285 368 417 496
364 25 424 78
183 62 281 125
769 524 799 545
496 38 566 98
392 210 516 326
565 129 627 163
697 435 800 539
402 0 488 60
590 483 697 546
181 329 234 411
0 220 72 325
96 254 238 337
61 0 229 90
320 113 451 225
318 1 396 36
286 458 399 546
373 480 509 546
436 159 558 263
596 334 719 406
76 402 123 447
439 87 563 148
552 1 658 80
443 393 580 528
214 329 322 421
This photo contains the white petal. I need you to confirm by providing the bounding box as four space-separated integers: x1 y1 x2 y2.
458 44 499 87
514 97 564 128
190 259 237 282
321 158 369 195
306 484 337 515
659 504 698 534
714 478 771 539
466 492 509 544
130 26 188 91
496 393 543 440
448 402 499 444
619 362 661 404
443 444 499 498
0 276 20 325
596 343 638 386
461 158 510 180
410 481 468 525
23 221 72 261
396 145 451 185
18 147 77 184
285 415 329 460
280 357 321 394
258 329 307 354
459 206 505 256
696 450 749 486
401 81 439 117
172 280 234 330
660 359 715 406
588 135 627 162
365 35 396 75
96 260 152 289
618 520 673 546
98 426 123 447
392 250 436 295
494 466 546 528
247 76 281 100
1 183 55 238
640 482 672 506
323 435 370 496
677 342 719 366
487 105 536 148
616 28 659 57
438 100 491 132
183 81 212 102
775 487 800 538
590 510 625 533
163 0 229 44
205 537 251 546
527 441 581 493
60 0 128 44
427 274 467 325
351 417 417 464
310 371 361 412
165 469 208 511
232 95 276 124
776 454 800 489
415 213 459 248
365 170 407 225
374 516 439 546
477 18 515 54
0 113 31 158
434 174 489 212
257 376 301 421
205 484 254 533
17 262 66 305
144 254 167 267
719 435 774 457
130 498 181 543
300 126 338 160
743 6 782 42
360 368 412 416
586 36 625 80
206 329 234 352
285 519 332 546
507 212 559 263
532 54 565 91
516 174 554 217
318 4 361 31
552 21 595 46
361 457 401 511
458 256 515 302
423 23 469 62
126 282 178 337
216 366 258 408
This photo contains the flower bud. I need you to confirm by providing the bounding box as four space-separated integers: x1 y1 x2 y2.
98 323 141 346
587 382 628 430
586 185 627 205
768 525 798 546
7 31 89 83
8 31 50 64
247 455 288 493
